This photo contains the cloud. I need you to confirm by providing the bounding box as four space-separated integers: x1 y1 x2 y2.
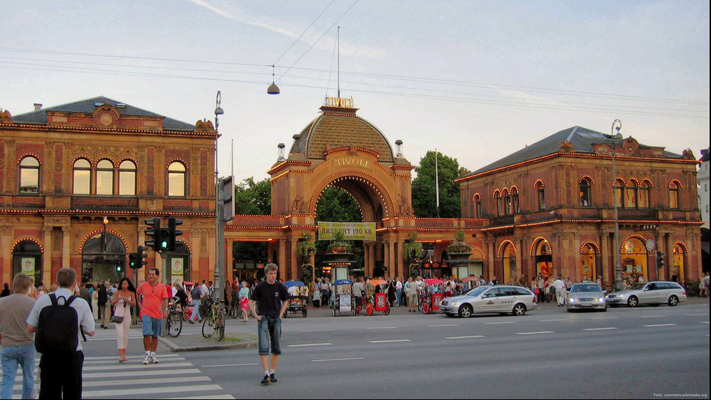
185 0 296 37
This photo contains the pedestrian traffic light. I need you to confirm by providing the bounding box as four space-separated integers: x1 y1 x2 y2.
158 228 171 252
128 252 137 268
144 217 161 252
168 217 183 251
656 251 665 269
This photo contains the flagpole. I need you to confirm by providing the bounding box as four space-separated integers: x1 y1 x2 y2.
435 149 440 218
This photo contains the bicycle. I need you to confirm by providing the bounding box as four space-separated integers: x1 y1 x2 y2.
202 299 225 341
167 297 183 338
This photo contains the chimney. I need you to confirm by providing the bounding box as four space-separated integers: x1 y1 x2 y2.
34 103 42 111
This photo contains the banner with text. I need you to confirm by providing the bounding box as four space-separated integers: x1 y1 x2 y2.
318 222 376 241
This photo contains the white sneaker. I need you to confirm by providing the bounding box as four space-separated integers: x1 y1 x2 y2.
149 354 159 364
142 354 150 365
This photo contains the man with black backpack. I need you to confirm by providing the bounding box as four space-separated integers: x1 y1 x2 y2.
27 267 95 399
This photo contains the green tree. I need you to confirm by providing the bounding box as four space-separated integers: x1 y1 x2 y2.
411 150 463 218
315 187 362 222
234 177 271 215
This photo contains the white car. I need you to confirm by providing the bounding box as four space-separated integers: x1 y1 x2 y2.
606 281 687 307
567 283 606 312
439 285 537 317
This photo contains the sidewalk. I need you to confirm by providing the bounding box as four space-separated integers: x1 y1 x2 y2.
157 295 709 352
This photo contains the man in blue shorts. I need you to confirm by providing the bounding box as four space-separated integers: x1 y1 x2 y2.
249 263 289 385
136 267 169 365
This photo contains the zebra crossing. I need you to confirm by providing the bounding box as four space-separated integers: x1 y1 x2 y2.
3 353 235 399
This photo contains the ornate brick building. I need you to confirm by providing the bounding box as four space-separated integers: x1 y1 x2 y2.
0 97 217 286
456 126 703 287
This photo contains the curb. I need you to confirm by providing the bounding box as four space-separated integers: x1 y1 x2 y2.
158 335 258 352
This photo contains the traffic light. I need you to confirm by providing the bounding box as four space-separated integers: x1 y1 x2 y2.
656 251 665 269
168 217 183 251
158 228 171 252
137 245 148 268
144 217 161 252
130 245 148 269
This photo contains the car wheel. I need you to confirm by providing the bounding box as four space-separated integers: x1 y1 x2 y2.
459 304 473 318
668 295 679 306
627 296 638 307
513 303 526 316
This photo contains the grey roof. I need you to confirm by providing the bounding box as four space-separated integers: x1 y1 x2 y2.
11 96 195 131
464 126 682 177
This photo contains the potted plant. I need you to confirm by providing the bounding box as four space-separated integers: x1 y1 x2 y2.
403 232 424 262
448 230 471 254
296 233 316 265
327 230 352 253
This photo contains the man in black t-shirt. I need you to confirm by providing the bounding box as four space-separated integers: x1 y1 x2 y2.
249 263 289 385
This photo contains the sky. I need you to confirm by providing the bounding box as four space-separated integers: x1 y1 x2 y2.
1 0 709 184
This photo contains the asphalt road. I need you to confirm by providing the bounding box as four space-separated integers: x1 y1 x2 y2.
77 300 709 399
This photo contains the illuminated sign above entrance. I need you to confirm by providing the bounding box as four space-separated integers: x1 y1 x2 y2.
325 97 355 109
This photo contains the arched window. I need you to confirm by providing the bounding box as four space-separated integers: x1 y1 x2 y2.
639 181 651 209
73 159 91 195
119 160 136 196
19 156 40 194
96 159 114 195
503 189 511 215
613 179 624 208
511 187 519 214
13 240 42 284
495 191 503 216
669 181 680 209
474 194 482 219
168 162 186 197
625 181 638 209
579 178 591 207
536 182 545 210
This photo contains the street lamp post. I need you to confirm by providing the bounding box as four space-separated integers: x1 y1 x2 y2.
611 119 623 291
214 91 224 304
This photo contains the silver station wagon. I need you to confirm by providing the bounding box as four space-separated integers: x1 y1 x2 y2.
439 285 537 317
606 281 687 307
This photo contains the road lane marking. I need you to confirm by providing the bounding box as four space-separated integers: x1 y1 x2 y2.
369 339 411 344
366 326 398 330
84 368 202 379
486 321 515 325
287 343 333 347
583 327 618 331
446 335 485 340
299 329 335 332
312 357 364 362
428 324 459 327
640 315 666 318
84 362 193 371
684 314 708 316
642 324 677 327
700 321 709 324
591 317 618 320
540 319 566 322
84 384 224 398
516 331 554 335
202 363 257 368
83 376 212 387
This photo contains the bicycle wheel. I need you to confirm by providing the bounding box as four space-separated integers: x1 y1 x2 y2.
215 311 225 341
168 312 182 337
202 315 214 338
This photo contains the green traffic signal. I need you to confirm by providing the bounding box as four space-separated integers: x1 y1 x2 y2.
159 228 171 251
128 252 138 268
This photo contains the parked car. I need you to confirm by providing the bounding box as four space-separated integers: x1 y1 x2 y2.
567 283 606 312
439 285 536 317
606 281 687 307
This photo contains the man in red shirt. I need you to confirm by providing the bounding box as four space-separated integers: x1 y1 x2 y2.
136 267 169 365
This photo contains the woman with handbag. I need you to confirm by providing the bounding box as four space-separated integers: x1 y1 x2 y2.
111 277 136 363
